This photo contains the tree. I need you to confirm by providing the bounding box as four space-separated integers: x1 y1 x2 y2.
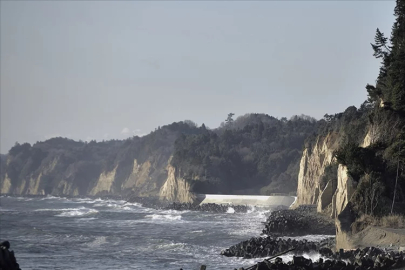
368 0 405 111
388 0 405 112
371 28 390 59
225 113 235 127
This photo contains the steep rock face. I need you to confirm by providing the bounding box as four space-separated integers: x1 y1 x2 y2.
121 160 151 191
295 128 369 216
89 166 118 196
294 128 372 249
159 165 195 203
1 123 202 199
1 156 171 198
317 180 334 212
0 174 12 194
295 133 339 206
334 165 355 217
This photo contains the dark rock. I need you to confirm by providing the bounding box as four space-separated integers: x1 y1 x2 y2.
221 236 334 259
235 246 405 270
262 207 335 237
0 241 21 270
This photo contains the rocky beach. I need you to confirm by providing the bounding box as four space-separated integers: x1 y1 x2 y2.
219 206 405 270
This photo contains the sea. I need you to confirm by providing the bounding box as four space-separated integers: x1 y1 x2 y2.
0 196 331 270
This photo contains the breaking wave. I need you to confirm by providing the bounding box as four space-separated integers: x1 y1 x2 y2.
226 207 235 214
145 214 182 221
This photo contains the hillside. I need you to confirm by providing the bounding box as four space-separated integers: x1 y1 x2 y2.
171 113 318 195
293 0 405 249
0 114 318 199
0 122 202 198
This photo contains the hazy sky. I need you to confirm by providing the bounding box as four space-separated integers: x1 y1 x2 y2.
0 1 396 153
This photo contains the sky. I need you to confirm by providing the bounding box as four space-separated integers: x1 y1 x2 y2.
0 1 397 153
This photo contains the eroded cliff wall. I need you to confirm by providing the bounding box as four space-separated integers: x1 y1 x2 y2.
295 128 373 218
295 132 339 207
159 165 196 203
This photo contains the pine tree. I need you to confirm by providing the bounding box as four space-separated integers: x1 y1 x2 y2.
388 0 405 112
367 0 405 111
225 113 235 126
371 28 390 59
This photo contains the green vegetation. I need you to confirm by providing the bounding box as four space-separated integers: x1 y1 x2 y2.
3 122 204 195
171 113 317 194
328 0 405 217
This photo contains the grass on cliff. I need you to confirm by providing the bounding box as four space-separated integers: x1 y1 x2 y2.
352 214 405 233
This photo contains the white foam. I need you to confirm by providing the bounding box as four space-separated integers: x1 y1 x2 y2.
15 197 33 201
40 195 62 200
226 207 235 214
54 207 99 217
145 214 182 221
35 207 81 212
77 217 98 221
85 236 107 248
280 235 334 242
247 206 256 213
278 251 327 263
123 202 142 207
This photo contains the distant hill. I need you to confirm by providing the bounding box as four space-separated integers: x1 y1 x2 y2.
0 114 318 199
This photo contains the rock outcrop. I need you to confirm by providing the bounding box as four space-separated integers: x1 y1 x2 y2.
221 236 335 258
262 207 335 237
0 128 189 201
294 127 376 249
244 247 405 270
295 133 339 207
0 241 21 270
159 165 196 203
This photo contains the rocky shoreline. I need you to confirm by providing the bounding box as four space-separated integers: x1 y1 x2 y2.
222 206 405 270
163 202 249 213
221 236 335 259
262 206 335 237
128 196 250 213
237 247 405 270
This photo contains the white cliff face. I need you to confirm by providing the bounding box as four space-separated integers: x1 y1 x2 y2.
334 165 355 217
159 165 195 203
295 130 370 249
295 133 338 206
294 131 358 221
27 173 44 195
122 159 151 191
317 180 334 212
90 166 118 196
1 153 180 200
0 174 12 194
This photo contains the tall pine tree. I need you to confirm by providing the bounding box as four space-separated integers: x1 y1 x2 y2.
388 0 405 112
368 0 405 111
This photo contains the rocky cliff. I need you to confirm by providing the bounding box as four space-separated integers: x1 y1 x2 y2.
159 164 196 203
295 132 339 207
0 122 203 202
294 129 372 215
294 124 381 249
1 115 319 201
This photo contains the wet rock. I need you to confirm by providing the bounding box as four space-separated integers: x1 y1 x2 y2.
221 236 335 258
242 249 405 270
128 196 249 213
164 202 249 213
262 206 335 237
0 241 21 270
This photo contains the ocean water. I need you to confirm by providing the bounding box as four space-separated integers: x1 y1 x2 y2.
0 196 331 270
